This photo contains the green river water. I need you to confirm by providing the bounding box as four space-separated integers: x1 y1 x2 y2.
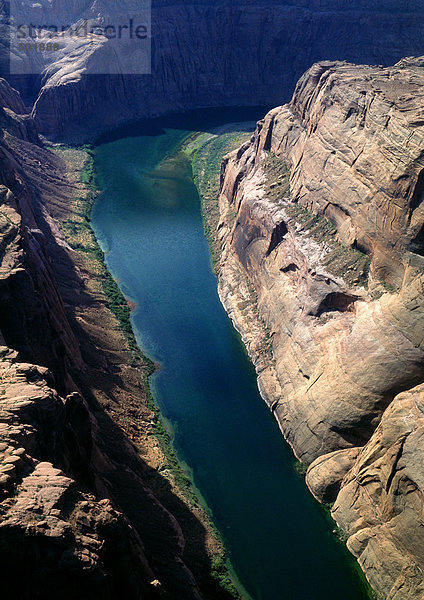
91 112 371 600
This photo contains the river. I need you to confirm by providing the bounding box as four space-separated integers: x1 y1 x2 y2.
91 112 371 600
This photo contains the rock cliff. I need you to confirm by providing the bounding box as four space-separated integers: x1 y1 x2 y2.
0 354 158 600
2 4 424 589
0 77 227 600
217 58 424 599
4 1 424 140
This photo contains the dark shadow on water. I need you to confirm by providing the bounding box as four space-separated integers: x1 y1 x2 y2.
94 106 272 145
74 370 238 600
90 125 375 600
4 137 235 600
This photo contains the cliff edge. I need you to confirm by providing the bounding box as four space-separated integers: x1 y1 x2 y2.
217 58 424 599
0 77 230 600
5 1 424 141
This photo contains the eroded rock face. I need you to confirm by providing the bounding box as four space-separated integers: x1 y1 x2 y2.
0 354 158 600
6 1 424 140
332 384 424 599
0 82 82 390
305 447 362 504
219 57 424 464
0 79 208 600
256 58 424 284
217 58 424 598
0 79 40 144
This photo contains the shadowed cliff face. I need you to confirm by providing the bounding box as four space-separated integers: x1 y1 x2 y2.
0 355 158 600
0 78 225 600
217 58 424 599
0 85 81 390
4 1 424 140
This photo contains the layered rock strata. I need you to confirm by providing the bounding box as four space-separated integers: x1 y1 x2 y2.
4 1 424 140
217 58 424 599
0 77 221 600
0 354 158 600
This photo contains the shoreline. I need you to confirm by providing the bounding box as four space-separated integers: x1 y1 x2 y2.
54 125 372 600
189 127 376 600
50 142 244 600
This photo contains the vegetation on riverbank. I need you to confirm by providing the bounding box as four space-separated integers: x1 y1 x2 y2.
51 142 243 600
189 128 376 600
183 126 253 272
54 145 143 359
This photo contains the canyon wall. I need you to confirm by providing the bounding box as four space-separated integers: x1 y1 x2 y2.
217 58 424 599
0 78 224 600
2 1 424 592
4 1 424 141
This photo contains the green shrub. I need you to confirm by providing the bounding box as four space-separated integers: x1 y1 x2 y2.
294 460 308 477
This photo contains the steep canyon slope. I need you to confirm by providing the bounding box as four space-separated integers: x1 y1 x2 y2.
2 2 424 593
217 58 424 599
3 1 424 140
0 77 228 600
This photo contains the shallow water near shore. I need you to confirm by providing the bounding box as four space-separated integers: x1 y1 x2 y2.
91 111 371 600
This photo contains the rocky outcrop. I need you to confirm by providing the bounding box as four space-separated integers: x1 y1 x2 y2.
0 79 40 144
0 353 158 600
217 58 424 598
0 81 81 389
0 78 221 600
258 57 424 284
305 447 362 504
5 1 424 140
331 384 424 599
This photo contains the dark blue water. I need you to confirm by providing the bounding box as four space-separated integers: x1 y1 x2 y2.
91 121 370 600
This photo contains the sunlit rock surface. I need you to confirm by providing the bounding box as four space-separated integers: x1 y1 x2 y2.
217 58 424 599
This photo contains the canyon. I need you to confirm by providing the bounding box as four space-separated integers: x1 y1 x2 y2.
3 1 424 141
216 57 424 599
0 78 233 599
89 119 372 600
1 1 424 598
